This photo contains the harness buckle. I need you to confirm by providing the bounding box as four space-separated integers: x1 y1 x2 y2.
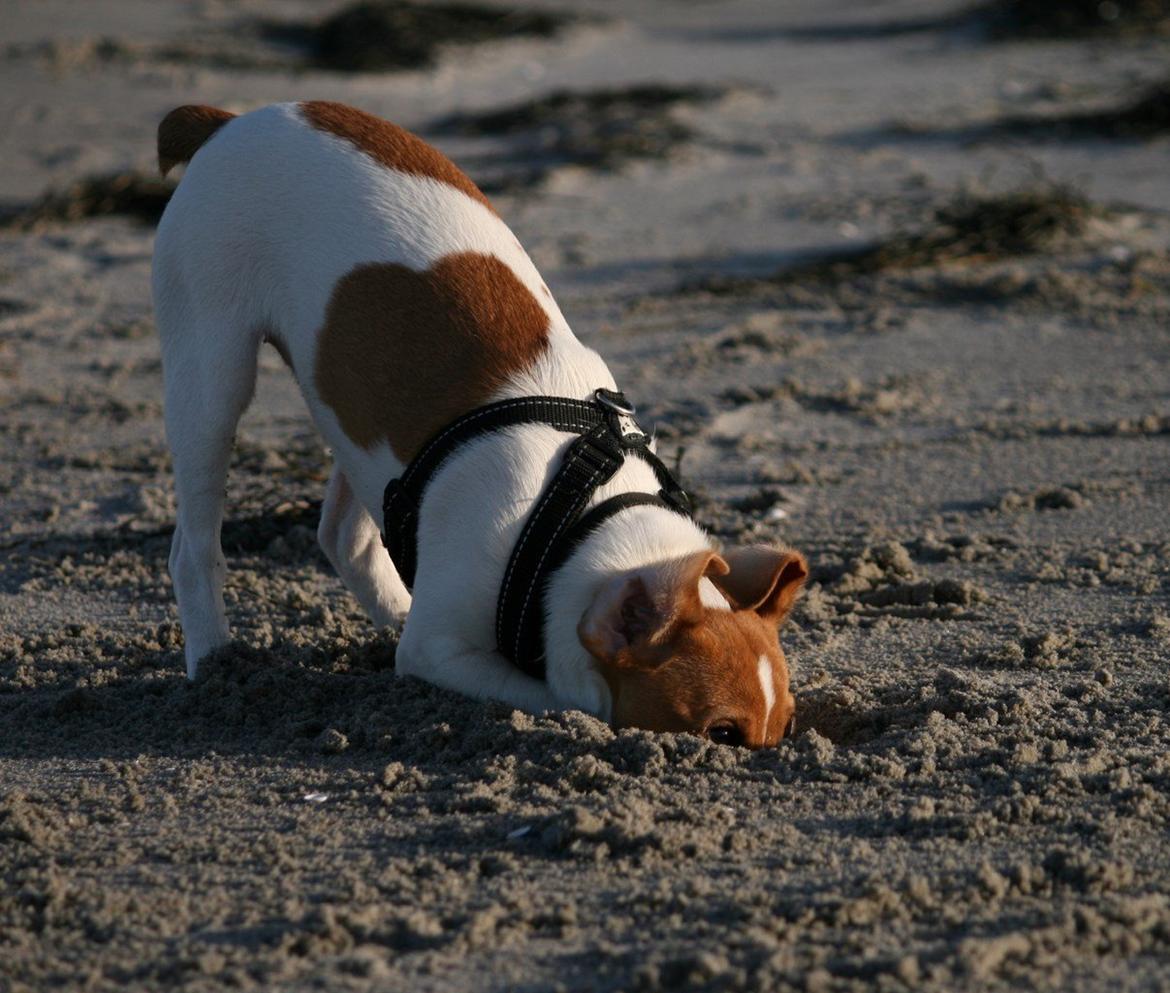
576 425 626 472
593 388 636 417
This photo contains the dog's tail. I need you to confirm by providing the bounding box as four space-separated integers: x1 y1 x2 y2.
158 105 237 178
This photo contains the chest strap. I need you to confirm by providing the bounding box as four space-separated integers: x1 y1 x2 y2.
500 490 689 674
382 389 691 677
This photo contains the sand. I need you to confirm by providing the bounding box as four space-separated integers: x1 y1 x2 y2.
2 0 1170 990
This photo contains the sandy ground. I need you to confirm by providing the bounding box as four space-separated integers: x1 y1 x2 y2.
3 0 1170 990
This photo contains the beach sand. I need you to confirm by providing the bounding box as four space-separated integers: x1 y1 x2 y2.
2 1 1169 989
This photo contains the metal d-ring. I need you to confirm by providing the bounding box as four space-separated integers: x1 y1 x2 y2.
593 388 636 417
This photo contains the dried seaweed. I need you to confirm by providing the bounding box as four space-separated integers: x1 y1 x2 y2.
816 185 1092 275
0 172 174 230
1003 80 1170 139
979 0 1170 39
266 0 572 72
432 85 726 188
696 186 1093 294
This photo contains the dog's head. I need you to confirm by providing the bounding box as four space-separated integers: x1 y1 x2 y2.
578 546 807 748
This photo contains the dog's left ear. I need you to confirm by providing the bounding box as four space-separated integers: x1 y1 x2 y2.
577 551 729 669
711 546 808 625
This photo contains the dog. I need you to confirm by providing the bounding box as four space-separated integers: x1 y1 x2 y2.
152 101 807 748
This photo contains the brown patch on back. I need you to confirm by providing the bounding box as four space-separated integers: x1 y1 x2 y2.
300 101 495 214
314 251 549 460
158 105 236 177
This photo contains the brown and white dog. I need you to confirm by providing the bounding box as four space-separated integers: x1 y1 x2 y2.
153 101 807 747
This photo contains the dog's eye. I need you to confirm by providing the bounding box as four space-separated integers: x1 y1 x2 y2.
708 723 745 747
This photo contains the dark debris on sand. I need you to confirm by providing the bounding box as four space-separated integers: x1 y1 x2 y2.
697 185 1092 293
1002 79 1170 140
432 85 728 189
265 0 573 72
824 185 1091 272
770 0 1170 45
0 171 174 231
978 0 1170 39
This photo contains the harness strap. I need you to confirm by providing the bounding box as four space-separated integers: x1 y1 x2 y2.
495 420 628 669
502 491 691 676
383 394 622 591
382 388 694 678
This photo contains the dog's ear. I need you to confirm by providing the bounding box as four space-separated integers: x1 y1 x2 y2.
710 546 807 626
578 551 728 669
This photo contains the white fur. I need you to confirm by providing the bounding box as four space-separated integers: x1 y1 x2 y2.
757 654 775 728
699 578 731 611
153 101 717 718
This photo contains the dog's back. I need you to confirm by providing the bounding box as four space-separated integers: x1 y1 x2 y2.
154 102 600 510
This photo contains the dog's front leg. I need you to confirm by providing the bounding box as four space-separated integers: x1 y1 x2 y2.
396 630 559 715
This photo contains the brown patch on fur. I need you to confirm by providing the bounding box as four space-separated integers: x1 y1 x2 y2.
300 101 495 214
314 251 549 460
158 105 236 177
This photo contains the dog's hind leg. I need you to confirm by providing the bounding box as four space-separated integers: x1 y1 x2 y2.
158 300 261 678
317 467 411 629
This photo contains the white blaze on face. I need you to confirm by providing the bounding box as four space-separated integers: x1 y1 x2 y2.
758 654 775 727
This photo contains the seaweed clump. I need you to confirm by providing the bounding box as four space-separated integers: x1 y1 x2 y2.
789 186 1092 282
0 172 174 230
689 185 1094 297
433 84 726 186
1020 80 1170 139
980 0 1170 39
270 0 572 72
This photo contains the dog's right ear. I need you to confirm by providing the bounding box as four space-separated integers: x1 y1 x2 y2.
712 546 807 626
577 551 728 670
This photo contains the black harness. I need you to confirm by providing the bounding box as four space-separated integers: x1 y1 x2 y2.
382 389 692 678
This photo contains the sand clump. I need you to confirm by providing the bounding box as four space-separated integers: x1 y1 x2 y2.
721 373 938 423
792 539 989 627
